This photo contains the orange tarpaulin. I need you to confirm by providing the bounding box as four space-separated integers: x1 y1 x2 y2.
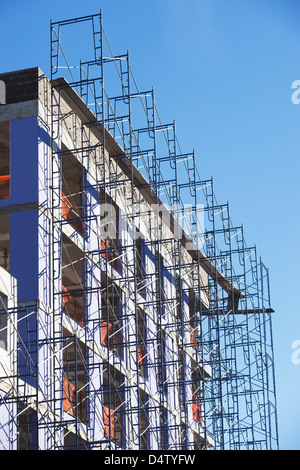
103 406 115 439
101 322 113 348
78 390 86 421
61 192 72 219
190 326 195 349
138 348 143 366
63 377 75 416
62 284 84 326
62 284 72 308
0 175 10 199
100 238 119 270
100 238 110 259
61 192 83 234
192 396 203 422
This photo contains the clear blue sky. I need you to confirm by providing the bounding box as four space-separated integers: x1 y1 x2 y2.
1 0 299 450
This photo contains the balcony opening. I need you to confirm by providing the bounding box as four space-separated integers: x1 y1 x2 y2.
192 369 203 425
18 406 37 450
102 365 125 447
64 430 88 450
62 234 84 326
176 275 182 321
100 272 122 357
62 331 86 422
159 405 168 450
157 328 167 394
0 121 10 200
61 150 83 235
99 187 121 272
139 389 149 449
189 289 200 350
136 237 146 298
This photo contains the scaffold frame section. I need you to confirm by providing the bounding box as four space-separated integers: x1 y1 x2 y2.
0 11 278 450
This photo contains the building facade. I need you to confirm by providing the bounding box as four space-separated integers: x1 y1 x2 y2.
0 13 278 450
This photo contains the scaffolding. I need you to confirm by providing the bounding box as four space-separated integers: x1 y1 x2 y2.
0 12 278 450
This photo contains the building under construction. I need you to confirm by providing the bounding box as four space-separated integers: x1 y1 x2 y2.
0 13 278 450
